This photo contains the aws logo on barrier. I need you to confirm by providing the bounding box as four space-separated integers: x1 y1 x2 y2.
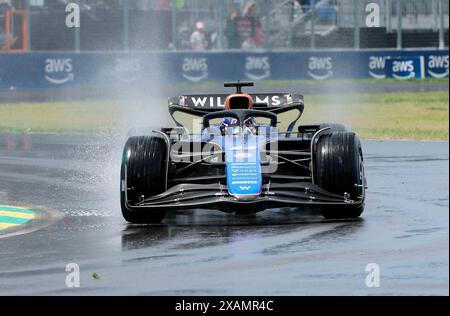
369 54 449 79
245 56 270 80
369 56 391 79
182 58 208 82
45 58 74 85
427 55 449 78
390 59 417 80
386 57 425 80
308 57 333 80
115 58 142 83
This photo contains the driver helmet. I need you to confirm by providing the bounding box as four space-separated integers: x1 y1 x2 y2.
222 117 239 127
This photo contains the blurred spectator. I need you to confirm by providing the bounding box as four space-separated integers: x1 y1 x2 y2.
210 31 228 50
237 1 265 50
315 0 339 24
241 25 265 50
236 1 256 43
178 25 191 50
155 0 170 10
190 21 207 51
299 0 314 13
291 0 304 20
224 10 239 49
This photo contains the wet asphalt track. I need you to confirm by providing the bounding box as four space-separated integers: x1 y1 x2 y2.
0 135 448 295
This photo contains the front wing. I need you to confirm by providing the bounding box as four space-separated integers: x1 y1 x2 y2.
123 182 365 212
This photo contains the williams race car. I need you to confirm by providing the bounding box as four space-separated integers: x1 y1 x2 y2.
120 81 366 223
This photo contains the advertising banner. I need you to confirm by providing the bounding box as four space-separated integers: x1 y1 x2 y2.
0 49 448 89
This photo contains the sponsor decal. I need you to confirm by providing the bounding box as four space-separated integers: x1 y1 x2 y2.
307 56 333 80
225 135 262 197
182 57 208 82
187 94 284 108
232 181 258 184
231 146 257 151
386 57 425 80
114 58 142 83
427 55 449 78
245 56 271 80
368 55 391 79
392 60 415 79
253 95 282 106
45 58 74 85
191 96 226 108
234 152 254 159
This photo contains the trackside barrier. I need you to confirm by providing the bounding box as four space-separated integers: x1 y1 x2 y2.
0 49 448 89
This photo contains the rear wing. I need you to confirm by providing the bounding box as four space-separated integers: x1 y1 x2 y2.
168 93 303 109
168 93 304 133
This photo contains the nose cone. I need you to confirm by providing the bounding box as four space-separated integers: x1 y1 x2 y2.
225 135 262 199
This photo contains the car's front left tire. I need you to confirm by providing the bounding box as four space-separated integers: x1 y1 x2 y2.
120 136 168 224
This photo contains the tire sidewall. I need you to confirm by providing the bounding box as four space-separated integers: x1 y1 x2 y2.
120 136 168 224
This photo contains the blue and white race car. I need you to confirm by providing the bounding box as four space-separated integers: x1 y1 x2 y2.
120 81 366 223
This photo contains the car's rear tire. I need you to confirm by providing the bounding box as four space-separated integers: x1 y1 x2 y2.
120 136 168 224
315 132 365 219
319 123 347 132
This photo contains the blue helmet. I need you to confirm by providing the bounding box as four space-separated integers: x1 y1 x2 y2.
222 117 239 127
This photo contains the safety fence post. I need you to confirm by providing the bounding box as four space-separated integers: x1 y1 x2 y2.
396 0 402 50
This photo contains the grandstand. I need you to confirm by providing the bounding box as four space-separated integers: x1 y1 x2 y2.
0 0 448 52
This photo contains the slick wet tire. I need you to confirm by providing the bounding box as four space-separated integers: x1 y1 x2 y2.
315 132 365 219
120 136 168 224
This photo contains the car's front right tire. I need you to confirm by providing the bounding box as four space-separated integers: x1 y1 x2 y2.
120 136 168 224
314 132 365 219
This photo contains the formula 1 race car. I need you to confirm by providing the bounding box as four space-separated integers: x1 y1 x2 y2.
120 81 366 223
